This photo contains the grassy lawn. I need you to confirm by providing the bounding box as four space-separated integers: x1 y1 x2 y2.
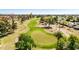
27 17 57 49
0 17 57 50
27 17 40 34
31 30 57 49
0 20 30 50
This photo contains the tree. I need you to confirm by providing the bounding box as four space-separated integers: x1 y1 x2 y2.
9 15 17 30
42 16 52 27
67 35 78 50
66 16 73 21
0 20 7 35
77 17 79 22
20 15 26 23
40 17 44 23
54 31 63 40
52 16 58 24
28 13 32 19
15 33 36 50
12 19 17 30
56 38 65 50
54 31 64 50
0 17 12 37
55 33 79 50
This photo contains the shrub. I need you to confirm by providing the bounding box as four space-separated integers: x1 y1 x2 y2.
15 33 36 50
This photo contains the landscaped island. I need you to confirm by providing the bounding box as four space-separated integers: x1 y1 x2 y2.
0 14 79 50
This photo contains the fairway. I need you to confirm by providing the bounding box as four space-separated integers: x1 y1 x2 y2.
0 9 79 50
0 17 57 50
0 15 79 50
31 30 57 49
27 18 57 49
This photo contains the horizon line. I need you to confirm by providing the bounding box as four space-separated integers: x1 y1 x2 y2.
0 9 79 14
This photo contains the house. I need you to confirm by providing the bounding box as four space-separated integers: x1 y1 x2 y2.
73 25 79 30
67 22 75 28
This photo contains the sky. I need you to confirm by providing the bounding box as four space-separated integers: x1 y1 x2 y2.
0 9 79 15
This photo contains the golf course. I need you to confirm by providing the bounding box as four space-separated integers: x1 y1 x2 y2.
27 18 57 49
0 17 57 50
0 15 79 50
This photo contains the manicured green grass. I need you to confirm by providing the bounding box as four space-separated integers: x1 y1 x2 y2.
27 17 57 49
27 18 39 34
0 17 57 50
27 17 54 35
31 30 57 49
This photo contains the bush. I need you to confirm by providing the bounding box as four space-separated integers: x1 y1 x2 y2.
67 35 79 50
56 38 65 50
15 33 36 50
